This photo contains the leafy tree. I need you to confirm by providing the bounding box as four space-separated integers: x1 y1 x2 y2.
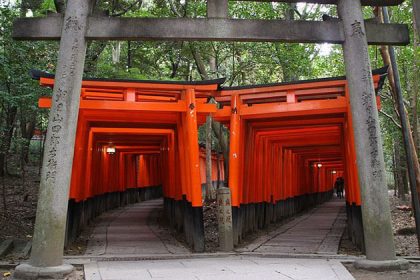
0 2 57 177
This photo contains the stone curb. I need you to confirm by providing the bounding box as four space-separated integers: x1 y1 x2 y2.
353 258 410 271
13 263 74 280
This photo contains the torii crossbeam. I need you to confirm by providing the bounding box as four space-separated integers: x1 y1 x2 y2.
13 1 409 44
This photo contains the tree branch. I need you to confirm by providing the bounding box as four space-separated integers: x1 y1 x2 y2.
189 43 208 80
380 110 402 129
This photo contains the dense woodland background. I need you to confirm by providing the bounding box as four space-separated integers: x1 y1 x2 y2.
0 0 418 210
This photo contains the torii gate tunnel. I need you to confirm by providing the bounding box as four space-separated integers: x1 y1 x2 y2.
34 67 387 252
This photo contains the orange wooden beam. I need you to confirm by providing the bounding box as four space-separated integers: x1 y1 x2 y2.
40 76 220 92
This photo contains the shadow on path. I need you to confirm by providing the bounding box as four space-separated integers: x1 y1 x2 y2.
237 197 346 255
85 199 189 256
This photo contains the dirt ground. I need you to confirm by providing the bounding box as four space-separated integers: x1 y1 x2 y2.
0 161 39 243
389 194 419 256
203 199 219 252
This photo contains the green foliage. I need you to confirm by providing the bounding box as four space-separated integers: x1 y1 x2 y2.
86 2 330 85
0 3 58 169
40 0 55 12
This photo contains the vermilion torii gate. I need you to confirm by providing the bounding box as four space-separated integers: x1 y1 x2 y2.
34 71 225 252
212 69 387 248
12 0 413 278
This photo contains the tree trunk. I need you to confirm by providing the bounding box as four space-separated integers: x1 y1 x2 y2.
127 41 132 69
395 139 407 201
2 106 17 175
205 116 214 201
169 43 183 79
209 50 217 78
0 154 4 178
412 11 419 155
20 115 36 163
112 41 121 64
212 121 229 185
54 0 66 13
393 140 398 196
39 131 46 176
190 43 209 80
216 152 221 188
2 175 6 215
374 7 420 208
84 42 108 74
286 3 297 21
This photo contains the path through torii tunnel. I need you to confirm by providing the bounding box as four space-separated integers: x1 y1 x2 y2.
33 67 387 252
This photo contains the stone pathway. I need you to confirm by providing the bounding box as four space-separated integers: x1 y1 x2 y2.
85 199 189 256
83 256 354 280
81 198 353 280
237 198 346 255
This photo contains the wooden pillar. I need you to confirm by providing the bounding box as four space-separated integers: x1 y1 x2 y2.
229 94 241 207
168 132 176 199
184 88 202 207
337 0 408 270
184 88 204 252
177 116 188 199
14 0 91 279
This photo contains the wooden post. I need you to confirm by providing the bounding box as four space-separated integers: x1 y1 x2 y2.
337 0 408 271
13 0 91 279
184 88 202 207
184 88 205 252
229 94 241 207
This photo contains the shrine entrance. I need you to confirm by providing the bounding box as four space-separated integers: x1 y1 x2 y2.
12 0 414 278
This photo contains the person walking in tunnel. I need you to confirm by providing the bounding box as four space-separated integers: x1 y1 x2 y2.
334 177 344 199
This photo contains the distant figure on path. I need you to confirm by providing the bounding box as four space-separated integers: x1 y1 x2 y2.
334 177 344 199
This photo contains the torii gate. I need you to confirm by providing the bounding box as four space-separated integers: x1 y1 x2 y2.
12 0 414 278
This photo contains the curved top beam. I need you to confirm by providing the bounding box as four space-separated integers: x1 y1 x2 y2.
234 0 404 6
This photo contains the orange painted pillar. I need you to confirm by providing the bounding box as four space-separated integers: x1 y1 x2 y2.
229 94 241 207
184 88 202 207
168 132 176 199
177 115 189 200
84 130 94 199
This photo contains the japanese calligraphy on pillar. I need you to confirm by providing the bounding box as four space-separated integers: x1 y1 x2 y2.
349 19 382 179
217 189 233 250
44 15 83 182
